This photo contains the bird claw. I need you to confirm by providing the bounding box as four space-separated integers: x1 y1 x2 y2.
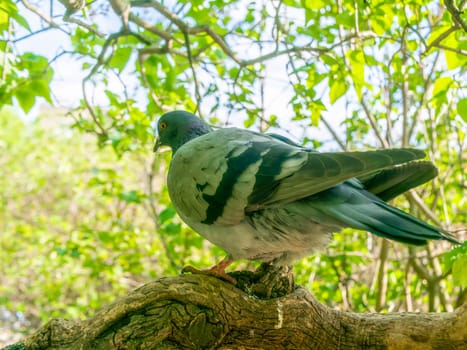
182 258 237 285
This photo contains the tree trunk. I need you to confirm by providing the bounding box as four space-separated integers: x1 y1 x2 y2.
5 266 467 350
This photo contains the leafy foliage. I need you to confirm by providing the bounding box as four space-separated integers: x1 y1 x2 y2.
0 0 465 343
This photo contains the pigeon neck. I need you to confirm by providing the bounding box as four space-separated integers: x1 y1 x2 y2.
172 124 211 154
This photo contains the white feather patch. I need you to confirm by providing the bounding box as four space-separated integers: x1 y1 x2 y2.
214 157 263 225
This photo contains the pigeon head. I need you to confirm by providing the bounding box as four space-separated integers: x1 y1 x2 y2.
154 111 212 154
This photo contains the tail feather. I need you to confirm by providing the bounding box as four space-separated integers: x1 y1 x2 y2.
373 201 459 244
316 186 459 245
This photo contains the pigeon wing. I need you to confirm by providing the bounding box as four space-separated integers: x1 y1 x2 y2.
357 161 438 201
246 147 428 211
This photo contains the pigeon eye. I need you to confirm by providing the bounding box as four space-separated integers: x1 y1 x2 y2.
159 121 168 130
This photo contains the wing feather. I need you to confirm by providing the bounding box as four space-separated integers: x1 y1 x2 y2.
358 161 438 201
246 148 427 210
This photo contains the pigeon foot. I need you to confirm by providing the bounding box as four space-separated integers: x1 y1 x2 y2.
182 256 236 284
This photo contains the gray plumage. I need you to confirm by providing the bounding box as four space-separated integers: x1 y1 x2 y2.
58 0 85 17
155 111 458 265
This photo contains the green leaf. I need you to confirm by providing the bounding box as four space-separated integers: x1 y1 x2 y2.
0 9 8 31
303 0 324 10
30 79 52 104
426 23 451 47
0 0 30 32
15 89 35 113
159 207 177 224
56 247 67 256
282 0 300 8
458 98 467 122
443 34 467 70
9 10 31 31
452 256 467 289
432 77 453 98
164 223 181 235
329 78 347 104
444 243 467 288
0 0 16 13
105 90 120 106
119 190 142 203
97 231 114 244
347 50 365 100
109 47 132 72
164 65 176 91
21 52 49 73
310 99 326 126
444 50 466 70
371 19 386 35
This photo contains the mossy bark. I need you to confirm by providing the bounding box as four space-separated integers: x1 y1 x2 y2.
6 266 467 350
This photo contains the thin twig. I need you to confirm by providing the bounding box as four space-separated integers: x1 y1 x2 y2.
433 44 467 56
21 0 67 33
401 26 409 147
405 191 445 227
129 14 173 42
337 0 388 149
63 16 105 37
361 101 389 148
183 31 202 115
272 0 284 51
407 52 440 140
403 262 413 311
408 252 431 281
13 26 59 42
135 0 381 69
148 0 187 29
81 34 124 137
320 116 346 150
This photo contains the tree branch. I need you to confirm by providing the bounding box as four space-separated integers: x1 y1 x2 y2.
320 115 347 150
375 239 389 312
129 13 173 41
405 191 445 227
81 33 125 138
361 100 390 148
401 26 409 147
130 0 382 69
183 31 202 115
21 0 66 32
9 270 467 349
424 26 458 54
63 16 105 38
433 43 467 56
444 0 467 31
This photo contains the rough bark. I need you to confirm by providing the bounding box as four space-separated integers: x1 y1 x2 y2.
4 266 467 350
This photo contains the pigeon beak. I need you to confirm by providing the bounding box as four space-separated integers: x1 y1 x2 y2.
153 137 161 152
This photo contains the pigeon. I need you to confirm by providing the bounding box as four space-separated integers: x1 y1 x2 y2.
109 0 131 31
58 0 85 18
154 110 459 282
